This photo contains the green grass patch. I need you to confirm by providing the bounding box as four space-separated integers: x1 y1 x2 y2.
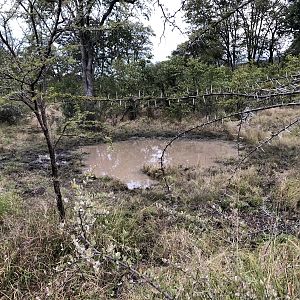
0 190 21 218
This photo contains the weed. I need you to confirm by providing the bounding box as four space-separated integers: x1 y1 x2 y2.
0 190 21 219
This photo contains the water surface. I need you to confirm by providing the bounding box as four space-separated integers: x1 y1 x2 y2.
81 138 237 189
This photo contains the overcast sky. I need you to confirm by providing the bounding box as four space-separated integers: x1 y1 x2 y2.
145 0 188 62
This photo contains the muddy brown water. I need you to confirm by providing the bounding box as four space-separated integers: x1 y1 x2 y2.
81 138 237 189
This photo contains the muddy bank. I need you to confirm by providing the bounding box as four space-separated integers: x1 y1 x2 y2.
0 148 81 175
0 119 238 188
58 122 232 149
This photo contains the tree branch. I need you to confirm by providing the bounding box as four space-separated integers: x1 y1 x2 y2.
159 102 300 191
76 209 174 300
32 0 63 86
231 117 300 177
189 0 255 48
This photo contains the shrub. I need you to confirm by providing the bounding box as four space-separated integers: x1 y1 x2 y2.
0 103 23 124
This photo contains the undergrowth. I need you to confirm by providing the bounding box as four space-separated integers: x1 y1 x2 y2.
1 108 300 299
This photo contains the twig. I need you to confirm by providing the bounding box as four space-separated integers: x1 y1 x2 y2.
237 117 243 157
237 110 252 156
92 243 174 299
54 121 71 149
159 102 300 191
230 116 300 178
155 0 185 38
76 209 174 300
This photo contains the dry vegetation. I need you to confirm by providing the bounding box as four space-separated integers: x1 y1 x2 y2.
0 107 300 299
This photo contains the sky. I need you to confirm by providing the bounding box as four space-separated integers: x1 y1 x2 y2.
145 0 188 62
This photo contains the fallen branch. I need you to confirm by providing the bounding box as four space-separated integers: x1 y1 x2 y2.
45 90 300 103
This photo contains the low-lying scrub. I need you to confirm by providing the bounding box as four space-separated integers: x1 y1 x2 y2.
1 108 300 299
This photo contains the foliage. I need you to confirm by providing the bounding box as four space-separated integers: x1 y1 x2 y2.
0 103 23 125
164 102 196 122
1 1 300 298
286 0 300 54
181 0 289 67
95 20 154 75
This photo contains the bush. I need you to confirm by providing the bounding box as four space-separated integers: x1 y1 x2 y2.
0 103 23 124
61 100 104 131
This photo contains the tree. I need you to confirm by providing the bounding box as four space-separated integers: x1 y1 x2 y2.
0 0 66 220
48 19 153 97
64 0 145 97
95 20 154 77
286 0 300 54
237 0 287 63
182 0 288 66
183 0 243 69
172 33 225 66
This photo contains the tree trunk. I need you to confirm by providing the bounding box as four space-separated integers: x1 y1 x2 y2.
43 130 65 220
268 44 274 64
80 32 94 97
36 103 65 220
268 30 276 64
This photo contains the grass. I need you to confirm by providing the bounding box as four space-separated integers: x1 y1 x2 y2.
225 107 300 145
1 108 300 299
0 191 21 219
273 172 300 211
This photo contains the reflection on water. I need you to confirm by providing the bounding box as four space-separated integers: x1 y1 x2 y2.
81 138 237 189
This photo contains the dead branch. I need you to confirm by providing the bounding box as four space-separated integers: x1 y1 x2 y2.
159 102 300 191
45 90 300 104
230 117 300 177
54 121 72 149
76 209 174 300
155 0 185 38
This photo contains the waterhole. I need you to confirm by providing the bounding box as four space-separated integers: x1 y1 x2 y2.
81 138 237 189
